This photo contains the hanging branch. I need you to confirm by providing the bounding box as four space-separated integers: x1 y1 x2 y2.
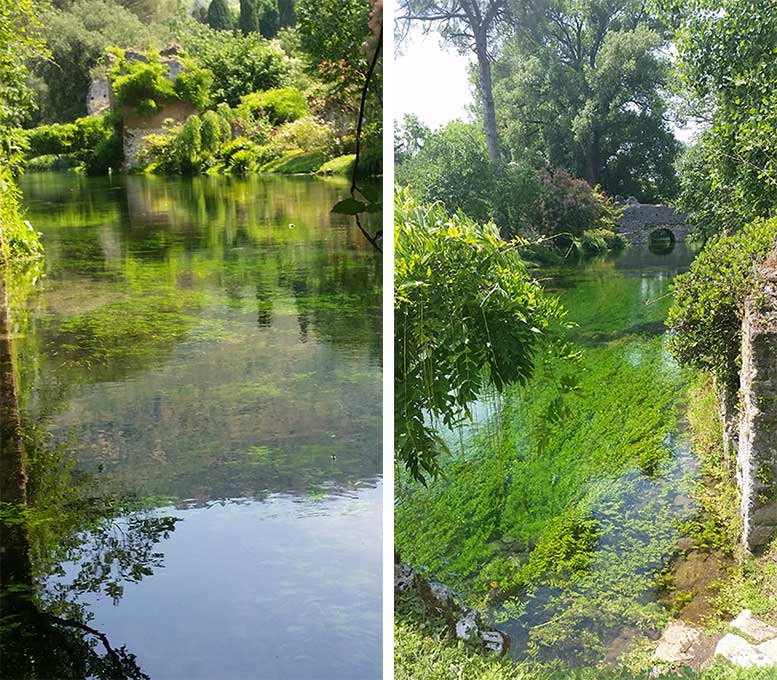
332 19 383 253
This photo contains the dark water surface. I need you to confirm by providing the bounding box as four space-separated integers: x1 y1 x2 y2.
9 172 382 679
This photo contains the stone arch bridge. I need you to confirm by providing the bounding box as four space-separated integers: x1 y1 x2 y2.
615 201 693 245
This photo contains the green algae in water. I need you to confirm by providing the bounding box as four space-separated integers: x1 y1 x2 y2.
395 248 698 668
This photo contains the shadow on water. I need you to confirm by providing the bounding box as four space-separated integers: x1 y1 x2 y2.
3 172 383 679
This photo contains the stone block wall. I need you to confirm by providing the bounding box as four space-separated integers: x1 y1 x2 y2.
739 243 777 551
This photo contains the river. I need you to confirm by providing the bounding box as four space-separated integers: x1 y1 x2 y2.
8 171 383 680
395 241 700 669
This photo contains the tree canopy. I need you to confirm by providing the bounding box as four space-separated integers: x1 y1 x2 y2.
397 0 509 165
492 0 678 201
661 0 777 234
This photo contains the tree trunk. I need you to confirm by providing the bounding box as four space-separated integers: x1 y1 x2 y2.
585 126 601 186
475 36 501 167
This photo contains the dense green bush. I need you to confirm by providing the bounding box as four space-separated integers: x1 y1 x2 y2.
270 116 338 155
0 169 43 262
176 18 288 107
24 114 122 174
394 189 567 481
665 0 777 235
206 0 233 30
29 0 154 123
521 167 621 247
239 87 308 125
398 122 621 252
111 51 213 114
667 217 777 389
26 116 111 158
396 121 494 223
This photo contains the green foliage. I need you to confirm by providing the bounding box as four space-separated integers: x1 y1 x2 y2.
661 0 777 233
493 3 679 201
258 0 280 39
30 0 153 123
683 373 742 553
497 166 622 247
278 0 295 29
666 217 777 389
177 19 288 107
271 116 338 154
394 189 567 481
398 121 622 253
173 67 214 109
0 0 48 169
239 86 308 125
0 169 43 264
239 0 280 38
24 113 123 175
111 51 212 114
397 121 495 223
206 0 233 30
200 110 224 154
26 115 110 158
296 0 370 71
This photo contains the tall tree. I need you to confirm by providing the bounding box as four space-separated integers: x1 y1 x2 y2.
397 0 509 166
258 0 279 38
207 0 233 30
239 0 260 34
278 0 295 28
493 0 677 200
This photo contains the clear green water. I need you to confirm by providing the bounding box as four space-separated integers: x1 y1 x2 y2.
395 244 698 669
8 171 382 679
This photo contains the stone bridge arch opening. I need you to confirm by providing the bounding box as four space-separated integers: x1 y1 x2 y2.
648 227 676 254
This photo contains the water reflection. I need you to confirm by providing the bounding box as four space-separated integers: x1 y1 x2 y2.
4 172 382 679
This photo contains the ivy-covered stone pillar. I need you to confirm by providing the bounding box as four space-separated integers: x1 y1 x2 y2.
739 243 777 551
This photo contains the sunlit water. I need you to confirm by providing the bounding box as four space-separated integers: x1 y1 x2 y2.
396 242 700 668
12 172 382 679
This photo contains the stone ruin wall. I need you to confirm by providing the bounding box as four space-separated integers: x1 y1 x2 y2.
85 45 195 169
739 241 777 551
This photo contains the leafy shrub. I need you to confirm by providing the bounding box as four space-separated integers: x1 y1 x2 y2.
394 188 567 481
176 19 288 107
269 116 337 155
396 121 495 224
24 114 121 174
0 169 43 262
25 155 81 172
667 217 777 389
531 167 621 245
239 87 308 125
200 110 223 154
111 52 212 114
228 149 257 174
173 68 213 109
